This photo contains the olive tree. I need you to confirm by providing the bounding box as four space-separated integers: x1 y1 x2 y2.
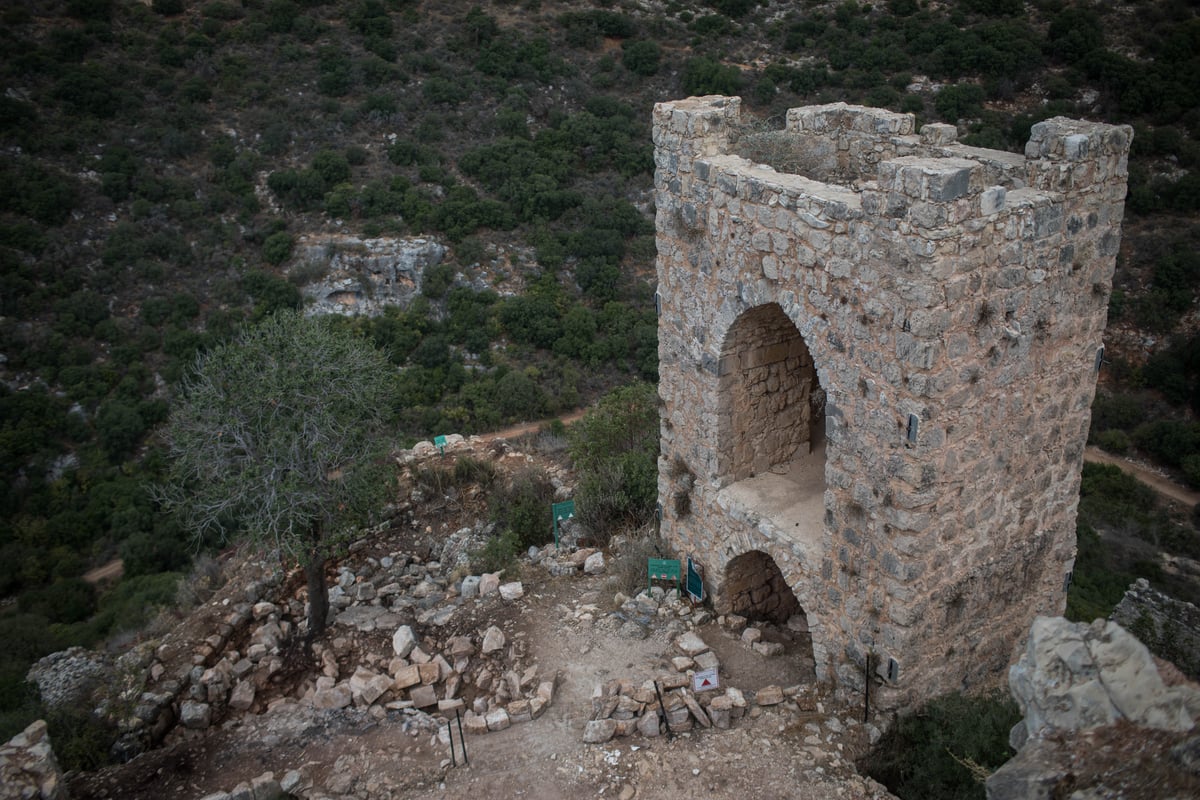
158 312 395 644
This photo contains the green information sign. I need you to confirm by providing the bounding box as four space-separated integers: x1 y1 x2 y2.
686 555 704 603
434 435 447 455
647 557 682 595
552 499 575 550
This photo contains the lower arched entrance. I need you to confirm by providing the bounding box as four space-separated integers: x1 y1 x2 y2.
717 549 816 682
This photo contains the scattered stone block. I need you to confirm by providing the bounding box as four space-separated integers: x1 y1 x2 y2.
675 632 709 657
229 680 256 711
741 628 762 645
637 710 662 737
408 684 437 708
708 695 733 729
753 641 784 657
693 651 719 672
460 575 481 598
681 692 711 727
583 719 617 743
499 581 524 601
393 664 421 689
417 662 439 685
507 699 533 723
485 708 511 731
392 625 417 658
463 711 489 735
478 572 501 596
755 685 784 706
671 656 694 672
481 625 506 654
180 701 212 729
583 552 606 575
312 683 352 710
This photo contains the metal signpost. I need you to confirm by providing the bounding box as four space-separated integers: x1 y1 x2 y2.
686 555 704 604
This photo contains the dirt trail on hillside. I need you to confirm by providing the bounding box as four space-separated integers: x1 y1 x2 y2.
1084 447 1200 507
476 409 587 443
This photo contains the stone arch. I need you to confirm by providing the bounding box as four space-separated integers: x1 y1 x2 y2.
716 303 825 484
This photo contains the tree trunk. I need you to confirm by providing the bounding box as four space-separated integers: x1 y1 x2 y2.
305 555 329 648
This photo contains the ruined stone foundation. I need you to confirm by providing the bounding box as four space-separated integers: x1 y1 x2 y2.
653 97 1132 710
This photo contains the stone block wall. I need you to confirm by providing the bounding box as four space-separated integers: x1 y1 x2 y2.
654 97 1132 711
724 550 803 625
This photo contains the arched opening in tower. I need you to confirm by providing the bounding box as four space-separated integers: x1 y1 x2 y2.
716 303 826 547
722 549 816 679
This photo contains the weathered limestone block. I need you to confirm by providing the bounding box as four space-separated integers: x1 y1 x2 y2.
583 719 617 744
0 720 67 800
1009 616 1198 740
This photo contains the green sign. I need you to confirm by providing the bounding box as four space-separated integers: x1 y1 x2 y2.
686 555 704 603
552 499 575 549
434 435 447 454
647 557 682 595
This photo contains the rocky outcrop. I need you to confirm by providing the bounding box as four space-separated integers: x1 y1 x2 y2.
1112 578 1200 680
987 616 1200 800
1008 616 1199 745
294 235 445 316
0 721 67 800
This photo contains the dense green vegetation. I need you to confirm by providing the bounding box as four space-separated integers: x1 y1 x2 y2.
1 0 1198 757
861 690 1020 800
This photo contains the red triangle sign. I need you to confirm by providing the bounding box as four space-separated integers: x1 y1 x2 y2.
701 678 712 687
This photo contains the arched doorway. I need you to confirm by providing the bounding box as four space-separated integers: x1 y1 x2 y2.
722 549 816 680
717 303 823 482
716 304 826 548
726 550 803 624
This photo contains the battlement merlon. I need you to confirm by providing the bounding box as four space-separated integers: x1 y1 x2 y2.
654 96 1132 198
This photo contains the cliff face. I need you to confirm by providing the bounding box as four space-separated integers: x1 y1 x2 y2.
294 236 446 317
987 616 1200 799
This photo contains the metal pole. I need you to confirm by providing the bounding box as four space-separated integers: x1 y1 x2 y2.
455 708 468 766
447 718 456 767
653 680 672 741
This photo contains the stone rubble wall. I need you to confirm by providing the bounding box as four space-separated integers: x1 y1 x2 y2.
655 97 1132 710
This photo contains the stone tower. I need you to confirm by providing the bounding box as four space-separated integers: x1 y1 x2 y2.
653 97 1132 710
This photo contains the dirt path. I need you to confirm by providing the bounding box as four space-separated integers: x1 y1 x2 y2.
1084 447 1200 507
476 409 587 443
82 558 124 585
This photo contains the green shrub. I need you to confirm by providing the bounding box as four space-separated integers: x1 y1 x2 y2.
622 40 661 76
262 231 294 265
935 83 986 122
470 529 521 573
682 57 742 95
491 467 556 549
862 690 1020 799
1092 429 1131 455
568 382 660 543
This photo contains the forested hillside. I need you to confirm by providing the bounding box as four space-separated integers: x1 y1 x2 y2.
1 0 1198 741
